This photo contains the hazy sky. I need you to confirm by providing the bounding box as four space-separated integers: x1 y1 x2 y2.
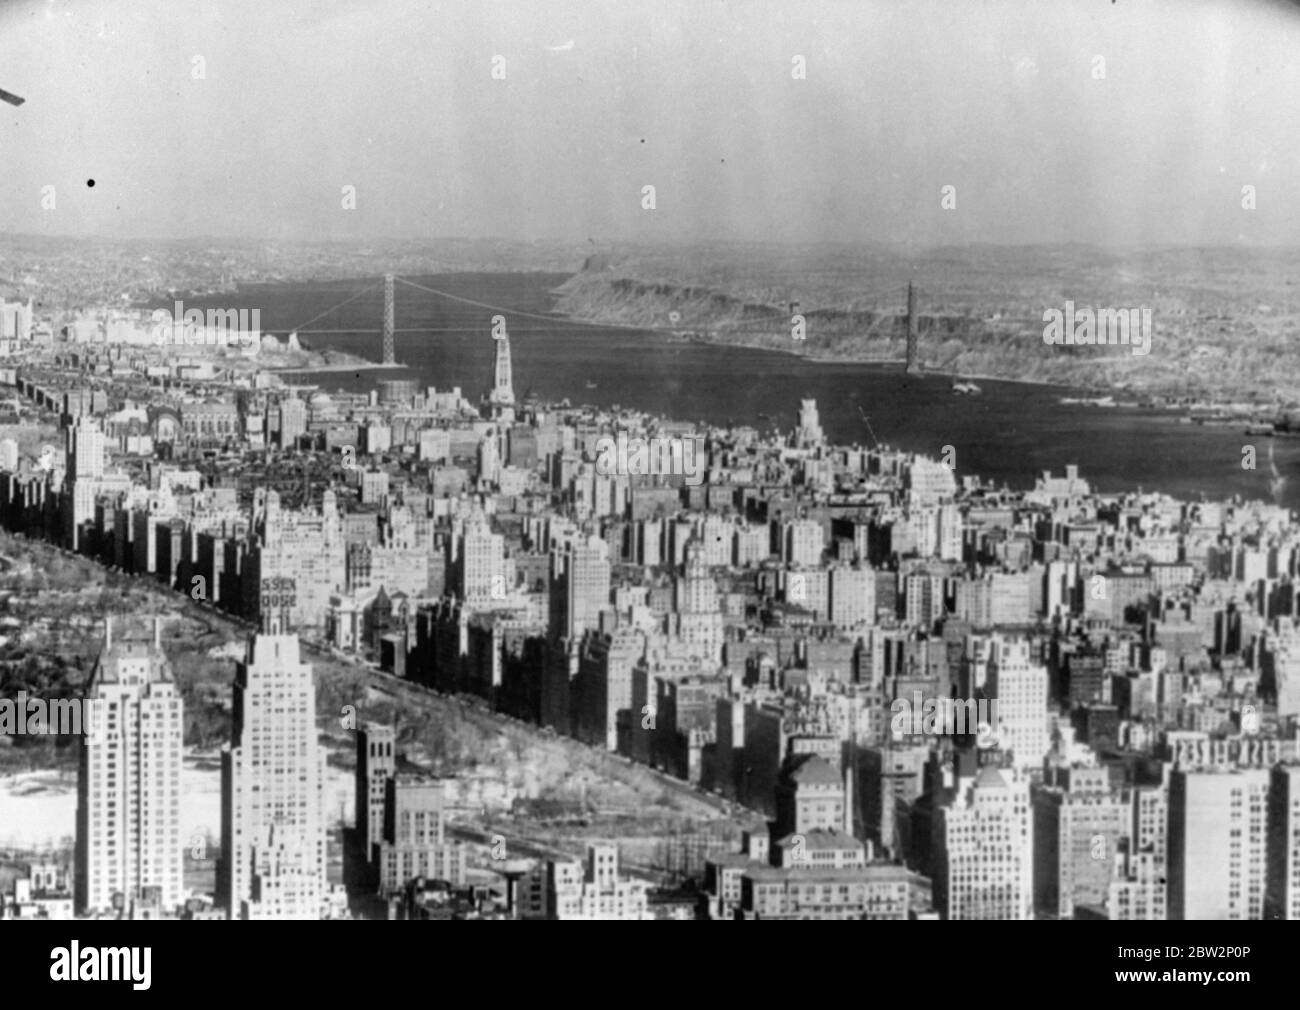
1 0 1298 246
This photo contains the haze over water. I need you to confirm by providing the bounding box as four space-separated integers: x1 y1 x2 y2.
170 273 1300 511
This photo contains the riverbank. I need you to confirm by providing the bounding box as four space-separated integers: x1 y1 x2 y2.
550 315 1170 399
267 360 408 374
548 254 1300 406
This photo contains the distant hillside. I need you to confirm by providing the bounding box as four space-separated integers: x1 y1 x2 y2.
552 244 1300 401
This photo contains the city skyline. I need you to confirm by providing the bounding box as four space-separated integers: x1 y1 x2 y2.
0 307 1298 923
0 0 1296 963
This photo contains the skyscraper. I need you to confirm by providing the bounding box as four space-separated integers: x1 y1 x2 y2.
550 535 611 641
75 619 183 915
672 539 723 662
357 724 396 869
1032 766 1132 919
456 508 508 604
1266 763 1300 920
219 628 327 920
1168 768 1269 920
936 765 1033 920
65 415 107 551
68 415 105 480
275 395 307 449
986 635 1050 770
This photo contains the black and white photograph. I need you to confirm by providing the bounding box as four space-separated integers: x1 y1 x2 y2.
0 0 1293 987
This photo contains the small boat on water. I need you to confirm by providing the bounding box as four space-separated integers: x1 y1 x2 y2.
1061 394 1116 407
1245 423 1276 436
585 381 598 389
952 381 982 395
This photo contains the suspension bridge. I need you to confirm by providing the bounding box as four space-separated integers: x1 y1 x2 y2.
267 274 937 380
267 273 696 367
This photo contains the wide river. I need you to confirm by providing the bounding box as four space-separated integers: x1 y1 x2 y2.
164 272 1298 509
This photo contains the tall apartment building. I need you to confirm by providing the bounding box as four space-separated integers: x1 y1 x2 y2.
248 488 346 632
1044 560 1079 618
549 535 611 641
905 457 956 507
1032 766 1132 918
219 629 327 920
785 566 828 619
69 415 105 480
671 540 723 662
0 296 33 341
75 620 183 914
908 507 941 558
576 626 645 750
455 510 508 604
356 724 396 867
359 469 389 506
1261 633 1300 720
986 636 1049 770
1133 784 1168 868
64 415 109 551
904 572 946 629
1168 768 1269 920
829 564 876 629
733 523 769 566
935 766 1033 920
863 743 929 859
780 518 825 567
938 503 963 561
275 396 307 448
1265 763 1300 920
696 513 733 567
378 776 467 893
988 572 1033 626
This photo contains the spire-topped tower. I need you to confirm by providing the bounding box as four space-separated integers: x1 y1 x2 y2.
486 317 516 422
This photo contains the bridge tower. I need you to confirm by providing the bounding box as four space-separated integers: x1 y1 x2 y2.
382 273 395 365
905 282 920 374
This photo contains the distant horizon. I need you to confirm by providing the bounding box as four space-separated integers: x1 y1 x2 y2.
6 231 1300 255
4 0 1299 246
